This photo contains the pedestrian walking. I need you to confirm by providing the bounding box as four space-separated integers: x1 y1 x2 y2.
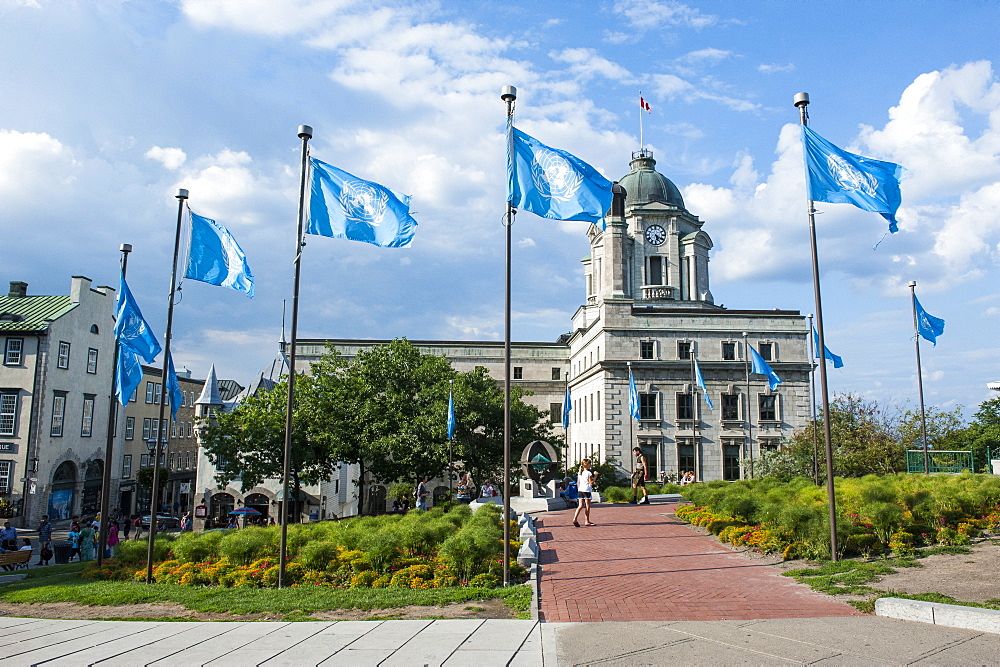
67 525 81 561
631 447 650 505
106 522 119 557
37 515 53 547
456 473 473 505
571 458 598 527
415 476 430 511
122 516 131 540
79 523 95 561
132 516 143 540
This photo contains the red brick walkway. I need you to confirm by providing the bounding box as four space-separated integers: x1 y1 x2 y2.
536 501 863 622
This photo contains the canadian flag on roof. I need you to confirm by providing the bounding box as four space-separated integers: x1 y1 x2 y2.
640 96 651 113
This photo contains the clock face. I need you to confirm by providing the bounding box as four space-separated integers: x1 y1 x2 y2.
644 224 666 246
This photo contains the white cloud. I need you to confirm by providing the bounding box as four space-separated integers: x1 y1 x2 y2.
550 48 631 81
181 0 357 37
758 63 795 74
614 0 718 30
679 48 731 64
684 61 1000 294
518 237 537 248
145 146 187 171
0 130 74 203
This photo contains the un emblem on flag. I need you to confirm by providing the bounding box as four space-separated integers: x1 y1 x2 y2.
340 181 389 227
827 154 878 197
530 149 583 202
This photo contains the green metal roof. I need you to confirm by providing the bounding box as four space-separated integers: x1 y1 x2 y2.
0 295 76 332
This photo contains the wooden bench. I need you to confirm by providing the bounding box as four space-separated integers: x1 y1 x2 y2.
0 550 31 571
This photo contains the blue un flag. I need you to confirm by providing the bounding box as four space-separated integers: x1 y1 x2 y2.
749 345 783 391
507 125 613 226
628 367 641 421
116 346 144 407
166 352 183 420
694 358 714 410
447 389 456 441
914 295 945 346
802 125 905 233
562 383 572 429
114 273 161 364
185 211 255 298
813 327 844 368
307 158 417 248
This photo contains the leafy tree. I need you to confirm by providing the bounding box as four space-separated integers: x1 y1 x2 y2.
897 404 967 453
781 393 905 478
198 376 336 501
965 397 1000 472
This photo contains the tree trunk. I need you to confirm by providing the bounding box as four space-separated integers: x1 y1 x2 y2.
357 460 366 517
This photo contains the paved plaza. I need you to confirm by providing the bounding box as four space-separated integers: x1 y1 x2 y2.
2 500 1000 665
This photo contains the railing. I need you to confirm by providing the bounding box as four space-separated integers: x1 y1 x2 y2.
905 450 974 473
641 285 676 301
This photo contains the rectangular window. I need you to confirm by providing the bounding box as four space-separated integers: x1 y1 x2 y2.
50 392 66 437
676 393 693 421
130 388 137 403
760 438 781 453
87 348 98 374
551 367 561 381
0 393 16 436
0 460 11 493
57 341 70 369
722 341 737 361
549 402 562 424
142 417 151 441
172 420 178 438
595 391 601 420
161 419 168 442
758 342 773 361
81 395 95 436
512 366 523 380
121 455 132 479
639 392 658 421
648 256 663 285
678 341 691 360
759 394 778 421
722 393 741 421
140 454 149 468
125 416 135 440
677 440 695 473
187 422 193 437
154 383 162 405
145 382 155 404
723 444 742 481
4 338 23 365
169 453 175 470
159 453 165 467
185 451 191 469
640 341 655 360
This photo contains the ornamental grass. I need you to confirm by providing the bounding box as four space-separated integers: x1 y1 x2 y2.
82 503 525 589
675 473 1000 560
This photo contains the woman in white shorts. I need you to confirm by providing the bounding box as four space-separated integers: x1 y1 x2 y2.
572 458 598 527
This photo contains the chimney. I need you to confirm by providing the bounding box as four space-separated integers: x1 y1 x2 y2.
70 275 92 303
8 281 28 298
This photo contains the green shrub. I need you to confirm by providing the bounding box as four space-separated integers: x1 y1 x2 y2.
171 529 227 564
300 540 340 570
218 527 275 565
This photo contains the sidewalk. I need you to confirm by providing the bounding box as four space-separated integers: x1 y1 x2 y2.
536 501 861 622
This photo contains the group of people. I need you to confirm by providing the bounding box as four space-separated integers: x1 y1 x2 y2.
0 520 36 570
679 471 697 485
411 474 499 511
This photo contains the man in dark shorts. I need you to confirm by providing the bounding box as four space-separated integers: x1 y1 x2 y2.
631 447 650 505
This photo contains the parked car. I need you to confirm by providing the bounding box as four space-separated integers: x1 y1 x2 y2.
140 515 180 529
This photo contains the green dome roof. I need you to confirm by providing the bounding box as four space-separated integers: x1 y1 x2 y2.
619 151 684 209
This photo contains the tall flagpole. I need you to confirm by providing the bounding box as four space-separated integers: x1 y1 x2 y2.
909 281 931 474
807 314 820 485
627 362 635 477
562 372 569 473
97 243 132 566
638 91 644 150
795 92 839 560
146 188 187 584
501 86 516 588
742 332 753 479
690 349 701 481
279 124 313 589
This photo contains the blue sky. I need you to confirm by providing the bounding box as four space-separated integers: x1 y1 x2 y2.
2 0 999 418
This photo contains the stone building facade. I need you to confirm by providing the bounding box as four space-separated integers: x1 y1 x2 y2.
299 150 812 485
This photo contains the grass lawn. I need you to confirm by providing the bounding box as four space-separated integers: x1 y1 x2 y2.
0 563 532 618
